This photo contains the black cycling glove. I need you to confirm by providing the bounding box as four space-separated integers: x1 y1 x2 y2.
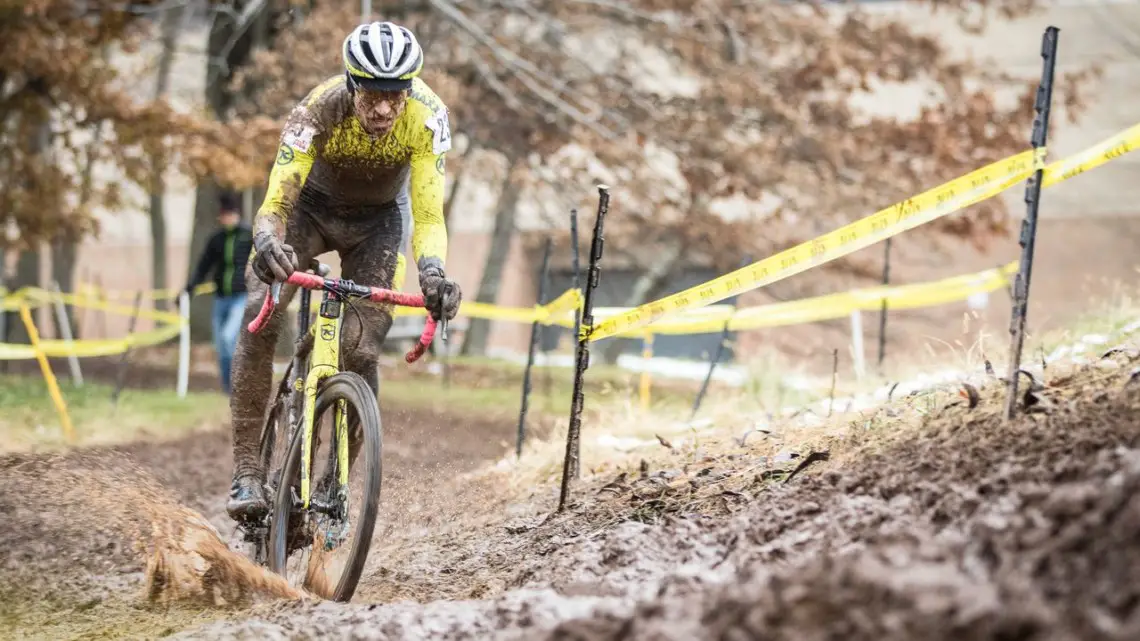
252 231 299 285
418 259 462 321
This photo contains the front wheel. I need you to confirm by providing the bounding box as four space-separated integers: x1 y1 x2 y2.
267 372 383 602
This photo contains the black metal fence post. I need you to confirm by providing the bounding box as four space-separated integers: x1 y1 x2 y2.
1004 26 1058 421
516 237 553 457
569 207 582 360
111 290 144 407
877 238 892 369
559 186 609 511
689 255 751 421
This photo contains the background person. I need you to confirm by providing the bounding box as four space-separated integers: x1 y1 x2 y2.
183 191 254 395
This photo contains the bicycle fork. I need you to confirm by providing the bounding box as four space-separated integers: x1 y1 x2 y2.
297 292 352 511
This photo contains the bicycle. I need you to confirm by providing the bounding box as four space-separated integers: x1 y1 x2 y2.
236 259 444 602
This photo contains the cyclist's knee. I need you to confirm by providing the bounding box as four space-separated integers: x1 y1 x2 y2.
343 307 392 370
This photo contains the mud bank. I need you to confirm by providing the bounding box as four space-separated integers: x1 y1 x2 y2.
175 364 1140 640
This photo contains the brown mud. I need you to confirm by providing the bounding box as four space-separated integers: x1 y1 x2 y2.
0 395 515 639
4 355 1140 639
177 359 1140 639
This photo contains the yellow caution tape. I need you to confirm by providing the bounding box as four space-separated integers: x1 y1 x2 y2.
1042 122 1140 187
74 281 214 302
0 288 42 312
391 287 586 324
19 304 75 440
26 289 184 325
537 288 584 322
589 120 1140 342
0 324 183 361
10 121 1135 358
0 287 186 360
587 148 1042 341
592 261 1016 337
0 262 1012 359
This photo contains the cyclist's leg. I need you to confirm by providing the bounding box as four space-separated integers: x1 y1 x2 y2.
226 211 326 520
335 206 402 467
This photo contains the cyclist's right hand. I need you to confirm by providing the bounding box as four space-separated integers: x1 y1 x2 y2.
252 231 299 285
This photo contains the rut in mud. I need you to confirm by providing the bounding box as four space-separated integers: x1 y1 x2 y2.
171 360 1140 640
0 401 518 638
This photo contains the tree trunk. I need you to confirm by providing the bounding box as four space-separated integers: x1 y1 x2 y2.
442 155 468 229
460 161 523 356
6 116 50 344
188 179 220 340
50 238 79 339
187 4 243 341
149 187 168 309
148 4 183 312
7 248 41 344
598 241 683 365
0 246 5 370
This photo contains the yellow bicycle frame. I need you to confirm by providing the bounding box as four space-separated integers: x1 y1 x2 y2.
297 298 352 509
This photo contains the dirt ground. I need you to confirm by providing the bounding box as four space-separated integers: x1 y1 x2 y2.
2 341 1140 639
0 370 518 639
3 207 1140 638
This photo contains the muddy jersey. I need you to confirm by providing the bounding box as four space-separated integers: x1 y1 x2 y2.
257 74 452 266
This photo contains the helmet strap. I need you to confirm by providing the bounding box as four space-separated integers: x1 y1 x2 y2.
345 71 357 97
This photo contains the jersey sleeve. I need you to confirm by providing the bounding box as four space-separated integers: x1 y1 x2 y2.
408 102 452 269
256 116 318 231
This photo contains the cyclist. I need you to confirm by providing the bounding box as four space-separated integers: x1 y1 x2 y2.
226 20 463 522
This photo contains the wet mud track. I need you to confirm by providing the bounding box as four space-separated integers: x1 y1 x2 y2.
0 401 514 638
5 361 1140 639
171 366 1140 640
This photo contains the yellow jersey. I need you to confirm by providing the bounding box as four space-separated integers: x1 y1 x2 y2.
257 74 451 268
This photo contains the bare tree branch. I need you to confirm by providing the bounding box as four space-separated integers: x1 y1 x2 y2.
426 0 621 138
468 42 523 111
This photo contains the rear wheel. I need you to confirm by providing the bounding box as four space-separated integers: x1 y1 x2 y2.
267 371 383 602
240 364 300 566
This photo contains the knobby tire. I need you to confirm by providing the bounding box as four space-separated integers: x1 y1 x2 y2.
267 371 383 603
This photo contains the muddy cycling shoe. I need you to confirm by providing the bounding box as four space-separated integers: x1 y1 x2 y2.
226 474 269 522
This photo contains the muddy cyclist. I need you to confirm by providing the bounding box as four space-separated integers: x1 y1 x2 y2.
226 21 462 522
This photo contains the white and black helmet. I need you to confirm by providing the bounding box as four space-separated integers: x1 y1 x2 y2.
342 21 424 91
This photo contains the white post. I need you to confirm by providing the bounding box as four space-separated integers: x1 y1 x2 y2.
850 309 865 381
0 287 6 346
361 0 371 20
50 281 83 387
177 290 190 398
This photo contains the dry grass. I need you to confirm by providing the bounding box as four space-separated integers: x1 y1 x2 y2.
0 375 229 454
474 284 1140 522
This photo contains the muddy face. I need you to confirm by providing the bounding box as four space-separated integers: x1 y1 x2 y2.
353 88 407 137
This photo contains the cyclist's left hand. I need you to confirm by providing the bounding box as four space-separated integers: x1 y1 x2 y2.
420 268 462 321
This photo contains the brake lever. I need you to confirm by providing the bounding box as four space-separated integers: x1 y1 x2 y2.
270 282 282 306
